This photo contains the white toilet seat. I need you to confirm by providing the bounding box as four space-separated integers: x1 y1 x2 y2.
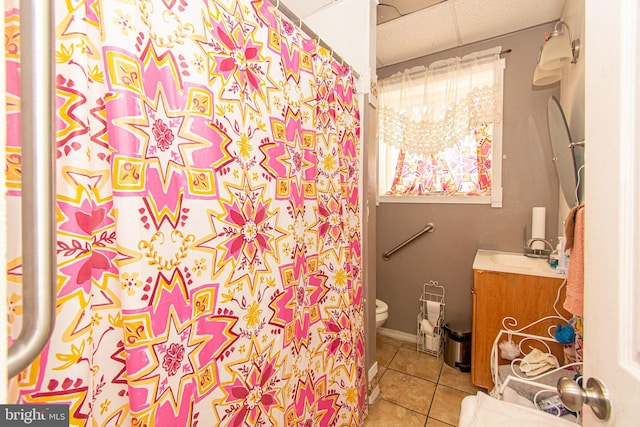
375 299 388 314
375 299 389 328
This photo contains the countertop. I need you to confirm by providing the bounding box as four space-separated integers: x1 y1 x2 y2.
473 249 566 279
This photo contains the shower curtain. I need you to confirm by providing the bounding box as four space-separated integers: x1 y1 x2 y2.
5 1 365 425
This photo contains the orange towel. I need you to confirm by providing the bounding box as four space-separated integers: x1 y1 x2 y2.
563 204 583 251
564 206 584 316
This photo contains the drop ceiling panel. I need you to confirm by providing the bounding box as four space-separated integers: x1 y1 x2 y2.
384 0 445 15
282 0 567 69
377 2 459 67
378 0 446 24
453 0 565 45
280 0 339 19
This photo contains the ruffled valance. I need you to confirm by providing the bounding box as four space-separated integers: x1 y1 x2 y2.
379 47 503 156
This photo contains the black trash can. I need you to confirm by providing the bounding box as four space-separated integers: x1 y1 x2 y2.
444 318 472 372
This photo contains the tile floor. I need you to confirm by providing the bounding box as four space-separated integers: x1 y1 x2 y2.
364 334 485 427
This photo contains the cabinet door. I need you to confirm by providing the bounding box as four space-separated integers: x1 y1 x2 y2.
471 270 569 389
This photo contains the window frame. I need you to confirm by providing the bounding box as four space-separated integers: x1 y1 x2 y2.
377 58 505 208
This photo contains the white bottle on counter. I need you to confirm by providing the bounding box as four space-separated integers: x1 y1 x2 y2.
556 235 570 275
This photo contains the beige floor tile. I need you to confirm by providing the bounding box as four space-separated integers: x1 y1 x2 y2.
379 369 437 415
378 366 387 378
377 334 408 348
438 363 483 395
401 340 419 350
426 418 455 427
363 399 427 427
366 333 476 426
428 385 470 426
388 347 444 382
376 340 399 368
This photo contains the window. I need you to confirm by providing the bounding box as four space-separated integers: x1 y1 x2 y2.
378 47 505 206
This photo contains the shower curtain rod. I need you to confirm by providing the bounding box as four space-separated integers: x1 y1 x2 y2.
379 48 511 76
397 49 511 76
269 0 361 79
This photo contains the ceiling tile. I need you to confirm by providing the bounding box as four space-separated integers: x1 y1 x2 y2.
377 2 459 67
453 0 565 45
285 0 567 68
280 0 340 19
377 0 445 24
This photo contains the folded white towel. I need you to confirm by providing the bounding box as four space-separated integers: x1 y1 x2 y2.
520 348 559 376
459 392 577 427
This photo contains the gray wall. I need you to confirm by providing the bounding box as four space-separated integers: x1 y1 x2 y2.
376 23 561 334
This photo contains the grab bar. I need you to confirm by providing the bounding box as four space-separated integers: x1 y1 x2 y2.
8 0 57 378
382 223 435 260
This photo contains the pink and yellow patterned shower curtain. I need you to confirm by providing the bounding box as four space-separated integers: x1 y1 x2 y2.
5 0 365 425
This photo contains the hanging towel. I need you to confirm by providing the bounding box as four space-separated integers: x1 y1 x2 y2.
563 204 583 250
564 206 584 316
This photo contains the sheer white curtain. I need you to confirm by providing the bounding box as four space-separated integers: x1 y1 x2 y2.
379 46 503 156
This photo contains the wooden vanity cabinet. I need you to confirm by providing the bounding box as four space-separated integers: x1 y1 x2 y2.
471 269 570 390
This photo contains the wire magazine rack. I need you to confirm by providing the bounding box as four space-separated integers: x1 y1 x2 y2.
417 280 445 356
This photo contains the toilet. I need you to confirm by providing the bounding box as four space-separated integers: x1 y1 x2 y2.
375 299 389 328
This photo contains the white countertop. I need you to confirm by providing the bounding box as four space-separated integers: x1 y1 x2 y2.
473 249 566 279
